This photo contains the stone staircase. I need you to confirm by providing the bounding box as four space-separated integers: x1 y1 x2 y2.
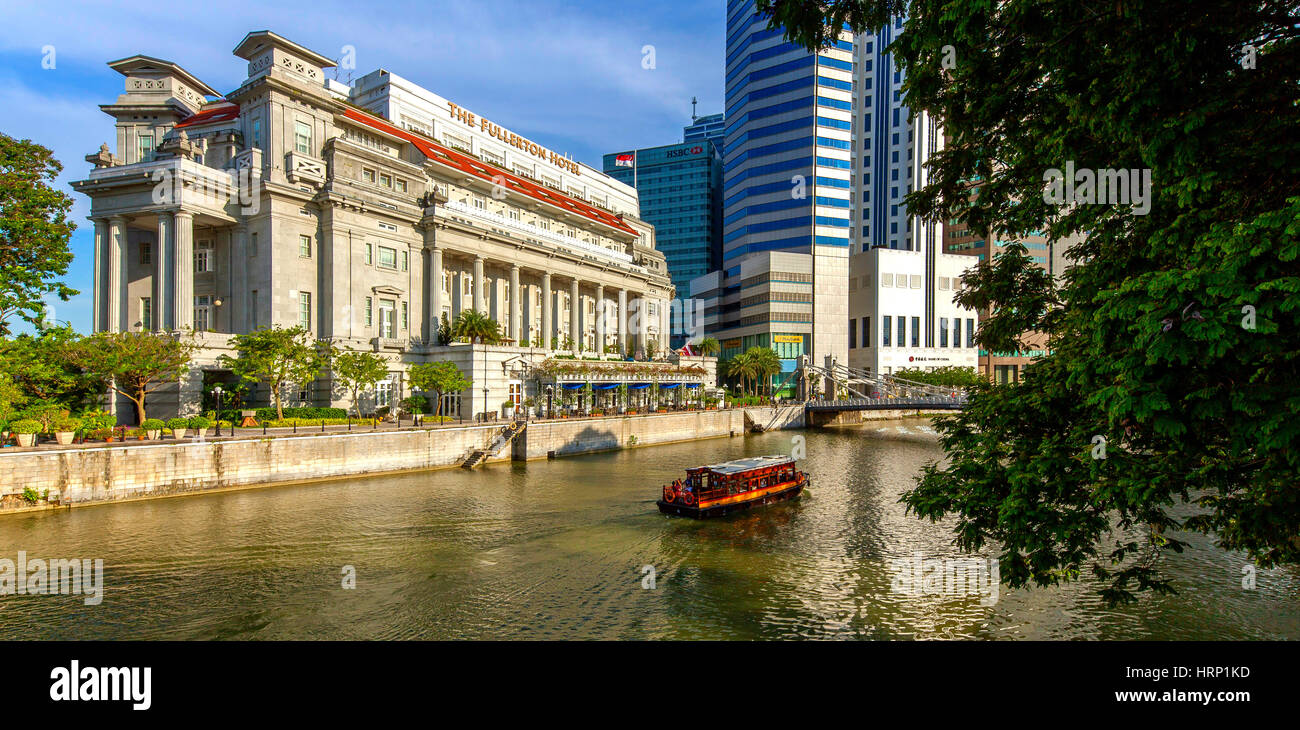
462 420 527 468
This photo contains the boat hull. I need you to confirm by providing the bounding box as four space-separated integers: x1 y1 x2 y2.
657 480 804 519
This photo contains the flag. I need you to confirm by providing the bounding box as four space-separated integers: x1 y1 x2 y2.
680 343 698 356
614 153 634 167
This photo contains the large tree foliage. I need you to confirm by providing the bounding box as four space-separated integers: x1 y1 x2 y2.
0 325 105 411
64 331 196 424
450 310 502 344
223 326 336 421
0 134 77 335
332 349 389 417
761 0 1300 602
408 361 471 419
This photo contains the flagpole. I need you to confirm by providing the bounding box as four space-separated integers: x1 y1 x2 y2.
632 150 637 190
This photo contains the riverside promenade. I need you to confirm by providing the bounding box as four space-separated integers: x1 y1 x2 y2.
0 407 806 514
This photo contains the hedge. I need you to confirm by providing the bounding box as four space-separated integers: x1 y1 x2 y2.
211 407 349 422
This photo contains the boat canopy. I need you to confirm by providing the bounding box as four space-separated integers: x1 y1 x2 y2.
693 455 794 475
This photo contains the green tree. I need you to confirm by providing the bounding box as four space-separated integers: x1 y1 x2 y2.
765 0 1300 602
437 311 453 345
697 337 720 357
64 331 197 424
892 366 982 390
223 326 336 421
745 346 781 398
408 361 471 419
451 310 501 344
0 134 77 335
333 349 389 417
0 325 104 410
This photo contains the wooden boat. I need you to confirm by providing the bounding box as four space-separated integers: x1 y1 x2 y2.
657 455 807 518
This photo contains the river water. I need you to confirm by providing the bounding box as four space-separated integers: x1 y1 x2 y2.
1 423 1296 640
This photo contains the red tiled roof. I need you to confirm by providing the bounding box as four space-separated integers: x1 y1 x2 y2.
176 101 240 129
341 107 636 236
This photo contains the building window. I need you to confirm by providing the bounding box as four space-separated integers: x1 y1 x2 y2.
395 178 407 193
995 364 1019 384
194 241 214 272
379 299 396 338
849 318 857 349
472 195 486 210
881 273 893 287
953 318 961 348
299 234 312 258
138 132 155 162
401 250 409 271
250 232 258 257
401 302 408 331
883 316 892 347
251 118 262 150
940 317 949 347
911 317 920 347
362 168 376 184
967 318 975 349
378 246 397 269
194 295 211 332
139 241 152 265
365 296 373 327
299 292 312 330
379 173 392 188
897 316 906 348
365 243 374 265
140 297 152 330
295 120 312 155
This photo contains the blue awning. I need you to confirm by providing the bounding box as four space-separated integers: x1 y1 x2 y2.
685 383 701 388
628 383 651 390
561 383 585 390
659 383 681 389
593 383 618 390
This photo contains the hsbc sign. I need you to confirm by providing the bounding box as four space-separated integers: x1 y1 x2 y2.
665 145 704 159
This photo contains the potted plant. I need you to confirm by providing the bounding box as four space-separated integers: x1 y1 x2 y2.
12 419 41 447
52 417 81 445
501 400 515 419
522 397 536 417
142 419 165 440
88 428 113 442
0 420 9 444
167 417 189 439
189 415 212 437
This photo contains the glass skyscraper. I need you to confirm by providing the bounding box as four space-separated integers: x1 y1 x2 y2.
603 136 723 348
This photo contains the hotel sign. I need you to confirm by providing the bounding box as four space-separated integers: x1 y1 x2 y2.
446 102 580 176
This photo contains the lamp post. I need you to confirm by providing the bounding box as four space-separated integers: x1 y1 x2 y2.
412 386 423 426
545 384 553 420
213 386 223 437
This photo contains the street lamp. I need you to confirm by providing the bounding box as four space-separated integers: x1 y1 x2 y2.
213 386 223 437
545 384 553 420
412 386 423 426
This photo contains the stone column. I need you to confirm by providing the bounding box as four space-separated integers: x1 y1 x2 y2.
595 283 606 355
541 273 552 349
428 246 443 339
154 213 172 331
92 218 107 332
231 224 248 333
174 210 194 330
569 278 580 356
617 289 628 356
509 264 520 344
660 297 671 351
108 216 127 332
473 256 485 314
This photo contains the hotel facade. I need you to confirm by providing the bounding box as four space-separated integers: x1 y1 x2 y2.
71 31 702 423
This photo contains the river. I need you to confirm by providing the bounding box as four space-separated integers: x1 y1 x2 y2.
1 423 1296 640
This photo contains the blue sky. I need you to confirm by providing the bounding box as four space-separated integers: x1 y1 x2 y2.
0 0 727 334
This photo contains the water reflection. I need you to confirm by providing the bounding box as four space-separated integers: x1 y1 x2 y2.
0 421 1295 640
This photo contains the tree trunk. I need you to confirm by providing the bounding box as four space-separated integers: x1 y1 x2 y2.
274 384 284 421
132 393 146 425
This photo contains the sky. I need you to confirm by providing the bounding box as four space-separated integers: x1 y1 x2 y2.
0 0 727 334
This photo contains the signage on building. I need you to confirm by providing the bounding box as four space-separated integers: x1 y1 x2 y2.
664 145 704 159
723 338 742 349
909 356 952 362
445 101 580 176
773 335 802 343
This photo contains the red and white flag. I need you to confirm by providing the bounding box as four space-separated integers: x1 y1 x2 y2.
680 343 698 356
614 153 634 167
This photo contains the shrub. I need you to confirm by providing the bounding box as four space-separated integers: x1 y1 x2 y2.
11 419 41 434
254 407 347 420
166 418 189 429
21 487 40 504
52 417 82 432
188 416 212 430
88 428 114 440
79 409 116 431
501 400 516 410
141 419 165 431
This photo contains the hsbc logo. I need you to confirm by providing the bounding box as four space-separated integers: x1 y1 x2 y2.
665 146 704 159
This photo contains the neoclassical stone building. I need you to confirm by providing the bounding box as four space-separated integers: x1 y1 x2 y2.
72 31 693 422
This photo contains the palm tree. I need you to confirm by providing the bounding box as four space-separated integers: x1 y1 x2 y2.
725 352 756 397
451 310 501 344
746 346 781 401
697 337 720 357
